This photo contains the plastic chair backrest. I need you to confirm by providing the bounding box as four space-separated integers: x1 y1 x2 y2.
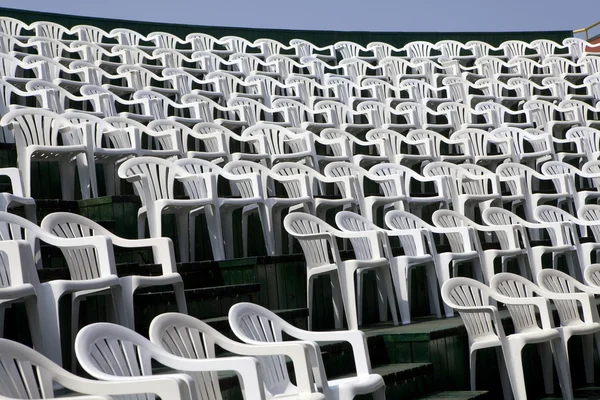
118 157 182 204
537 269 586 326
441 277 502 341
284 213 337 269
490 273 543 333
0 108 74 148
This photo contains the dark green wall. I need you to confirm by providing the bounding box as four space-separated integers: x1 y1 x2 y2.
0 7 572 48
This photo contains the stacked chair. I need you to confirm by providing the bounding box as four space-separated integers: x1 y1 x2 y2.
2 14 600 400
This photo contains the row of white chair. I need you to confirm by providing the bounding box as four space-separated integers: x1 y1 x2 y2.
0 209 186 367
443 269 600 400
0 303 384 400
2 16 594 63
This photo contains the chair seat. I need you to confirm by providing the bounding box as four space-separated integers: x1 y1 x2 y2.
328 373 385 397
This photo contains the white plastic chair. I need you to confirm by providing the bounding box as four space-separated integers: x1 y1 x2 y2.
324 162 406 223
575 204 600 270
118 157 225 262
565 126 600 163
0 108 92 200
238 124 317 168
541 161 600 213
365 128 433 168
442 277 573 400
0 168 36 223
149 312 326 400
482 207 578 282
405 129 471 164
496 163 571 224
474 102 531 130
271 162 357 220
104 116 183 160
368 163 450 218
422 162 501 221
0 239 43 355
75 322 264 400
284 212 398 330
537 268 600 386
226 160 313 256
450 128 511 168
321 128 388 168
385 210 478 318
489 127 555 169
229 302 387 400
438 103 493 132
336 210 441 325
41 212 187 331
0 337 195 400
184 122 261 165
0 211 127 367
523 99 580 136
432 209 529 284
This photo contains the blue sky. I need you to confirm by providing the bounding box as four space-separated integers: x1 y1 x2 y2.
2 0 598 33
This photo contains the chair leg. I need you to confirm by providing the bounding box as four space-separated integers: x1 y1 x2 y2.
176 213 190 263
336 266 359 330
37 285 64 366
188 211 198 262
566 252 581 282
435 257 454 318
84 153 98 198
24 297 44 355
109 285 129 330
119 279 136 331
372 385 386 400
539 341 556 395
495 347 512 400
502 343 528 400
471 257 485 283
373 269 388 323
257 205 275 256
356 269 364 327
222 209 236 259
58 161 76 201
204 204 225 261
376 267 398 325
528 248 544 283
469 349 477 391
426 262 442 318
550 338 574 400
329 271 345 330
391 260 411 325
172 281 188 315
75 153 92 199
583 334 595 384
24 204 37 224
307 275 314 331
70 293 83 372
516 254 530 281
19 158 32 198
104 162 116 196
241 207 250 257
137 211 147 239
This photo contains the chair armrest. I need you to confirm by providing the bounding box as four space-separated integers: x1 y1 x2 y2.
112 236 177 274
154 352 265 400
274 327 373 376
0 168 25 197
52 366 196 400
